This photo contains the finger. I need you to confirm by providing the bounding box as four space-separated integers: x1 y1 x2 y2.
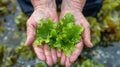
57 50 62 58
75 21 82 26
25 19 37 46
44 45 53 66
65 58 71 67
53 14 58 22
51 49 57 64
61 52 66 66
33 45 46 61
70 41 84 63
82 22 93 48
59 11 70 19
54 18 58 22
49 11 58 22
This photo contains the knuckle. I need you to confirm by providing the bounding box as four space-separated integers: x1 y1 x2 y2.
26 19 34 26
30 35 35 40
76 43 83 48
85 23 90 28
82 22 90 28
26 19 30 25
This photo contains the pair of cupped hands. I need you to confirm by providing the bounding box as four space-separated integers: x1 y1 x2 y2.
25 0 92 67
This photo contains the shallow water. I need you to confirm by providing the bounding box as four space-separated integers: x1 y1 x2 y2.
92 42 120 67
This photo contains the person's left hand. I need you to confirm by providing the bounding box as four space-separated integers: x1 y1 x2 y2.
59 10 93 67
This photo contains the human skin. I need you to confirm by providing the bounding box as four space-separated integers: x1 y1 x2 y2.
25 0 58 66
59 0 93 67
25 0 92 67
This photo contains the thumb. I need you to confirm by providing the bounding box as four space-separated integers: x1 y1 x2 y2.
25 35 35 46
25 20 37 46
82 23 93 48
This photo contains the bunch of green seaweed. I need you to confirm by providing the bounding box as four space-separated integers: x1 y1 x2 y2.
0 43 36 67
0 0 16 34
88 0 120 46
15 13 28 31
0 0 16 16
34 13 84 56
0 0 120 67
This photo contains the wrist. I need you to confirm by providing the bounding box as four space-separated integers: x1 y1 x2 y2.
31 0 56 10
61 0 86 12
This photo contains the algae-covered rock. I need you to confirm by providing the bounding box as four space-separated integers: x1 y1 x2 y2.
15 44 36 60
87 17 101 46
15 12 28 31
35 63 47 67
87 0 120 46
0 0 16 16
0 46 17 67
0 27 4 33
80 60 104 67
0 46 4 64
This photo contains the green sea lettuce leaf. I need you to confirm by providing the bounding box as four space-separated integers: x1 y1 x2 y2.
34 13 84 56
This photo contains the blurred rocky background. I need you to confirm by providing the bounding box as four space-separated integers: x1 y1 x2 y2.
0 0 120 67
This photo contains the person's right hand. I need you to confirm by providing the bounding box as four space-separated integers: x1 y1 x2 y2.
25 0 58 66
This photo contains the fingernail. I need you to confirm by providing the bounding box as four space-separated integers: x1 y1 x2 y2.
25 35 35 46
90 42 93 48
25 39 29 46
25 37 30 46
